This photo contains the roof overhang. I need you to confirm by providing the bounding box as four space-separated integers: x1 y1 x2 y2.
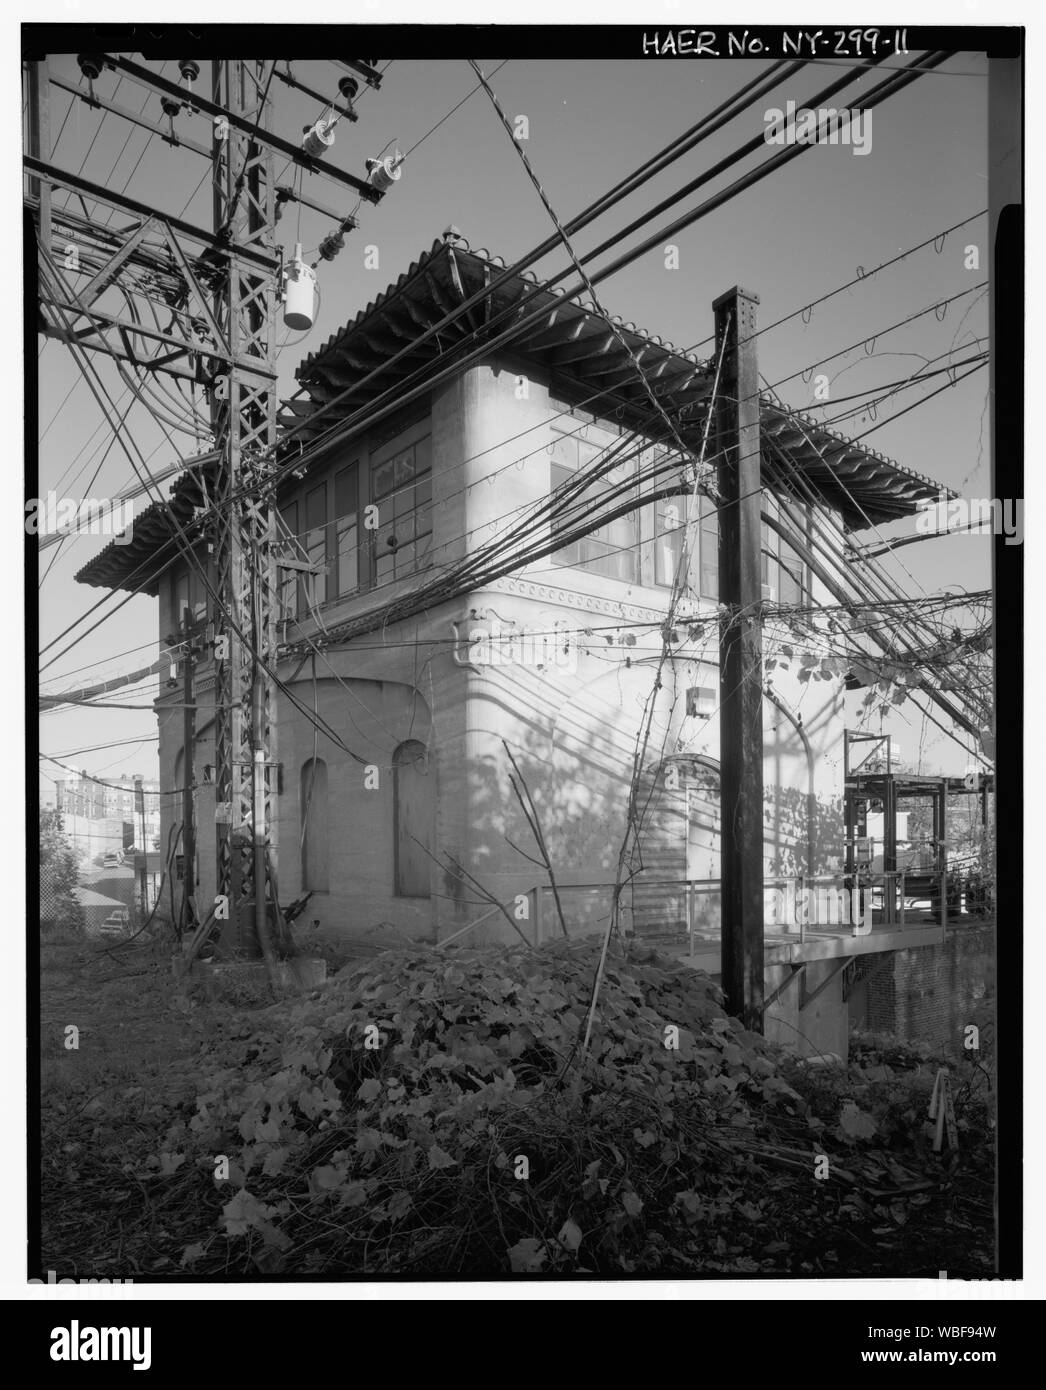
76 233 953 594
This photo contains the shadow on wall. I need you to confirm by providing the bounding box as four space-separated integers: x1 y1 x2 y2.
456 678 844 946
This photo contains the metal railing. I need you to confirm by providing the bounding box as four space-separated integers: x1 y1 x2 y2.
437 869 951 949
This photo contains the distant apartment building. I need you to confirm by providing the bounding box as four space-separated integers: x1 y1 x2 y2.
54 773 161 848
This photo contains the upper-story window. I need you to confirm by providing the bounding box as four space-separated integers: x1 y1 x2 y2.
169 559 211 633
551 429 639 583
372 435 432 585
549 426 721 598
276 420 431 620
545 419 817 609
761 496 809 606
281 461 358 619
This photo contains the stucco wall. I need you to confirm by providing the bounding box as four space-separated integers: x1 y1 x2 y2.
154 359 849 961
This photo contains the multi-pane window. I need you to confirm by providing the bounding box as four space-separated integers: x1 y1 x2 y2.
547 426 811 609
551 431 639 583
304 483 327 609
333 463 358 596
278 500 299 621
761 497 808 605
275 424 430 623
169 560 211 631
372 436 432 585
549 429 729 598
653 494 686 587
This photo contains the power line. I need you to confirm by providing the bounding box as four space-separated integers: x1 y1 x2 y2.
402 59 509 157
269 55 815 470
242 50 950 526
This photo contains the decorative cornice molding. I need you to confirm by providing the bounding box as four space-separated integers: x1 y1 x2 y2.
483 574 712 626
485 575 661 623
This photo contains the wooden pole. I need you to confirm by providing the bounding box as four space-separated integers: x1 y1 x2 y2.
713 287 764 1030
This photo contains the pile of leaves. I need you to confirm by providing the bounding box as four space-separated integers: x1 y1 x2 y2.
114 937 991 1277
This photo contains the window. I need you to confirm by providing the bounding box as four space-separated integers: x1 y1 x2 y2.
333 463 358 597
170 563 210 631
761 497 808 605
277 428 431 620
304 484 327 609
646 458 718 598
372 436 432 585
301 758 329 893
653 492 687 587
278 500 299 621
551 431 639 583
698 496 719 599
172 573 190 629
393 740 433 897
547 428 724 597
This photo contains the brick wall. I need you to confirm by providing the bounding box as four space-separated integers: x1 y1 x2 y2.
847 923 995 1057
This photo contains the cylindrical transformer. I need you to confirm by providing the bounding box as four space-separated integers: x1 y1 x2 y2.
283 247 317 331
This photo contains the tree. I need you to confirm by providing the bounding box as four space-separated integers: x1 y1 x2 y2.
40 808 85 933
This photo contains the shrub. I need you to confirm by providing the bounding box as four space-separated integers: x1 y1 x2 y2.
164 938 811 1274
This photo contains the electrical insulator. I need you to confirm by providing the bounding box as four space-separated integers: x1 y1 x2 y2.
366 152 403 192
77 54 106 102
177 58 200 111
302 118 336 159
317 216 357 263
77 54 105 80
338 75 359 102
317 231 345 262
161 95 182 118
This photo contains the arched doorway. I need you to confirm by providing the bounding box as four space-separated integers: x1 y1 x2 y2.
393 740 433 897
631 756 721 942
301 758 330 893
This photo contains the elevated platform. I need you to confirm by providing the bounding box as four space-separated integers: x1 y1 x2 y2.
673 918 946 973
661 910 994 974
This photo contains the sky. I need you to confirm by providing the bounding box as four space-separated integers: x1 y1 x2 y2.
33 48 994 792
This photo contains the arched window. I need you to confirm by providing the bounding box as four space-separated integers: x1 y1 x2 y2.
393 740 433 897
301 758 330 892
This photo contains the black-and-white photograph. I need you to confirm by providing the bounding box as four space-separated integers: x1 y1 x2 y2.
22 8 1029 1329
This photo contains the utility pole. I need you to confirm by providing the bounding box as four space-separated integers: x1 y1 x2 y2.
713 286 765 1030
208 60 279 965
181 607 197 936
26 51 384 968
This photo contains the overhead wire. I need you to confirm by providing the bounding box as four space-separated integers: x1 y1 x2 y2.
38 245 374 767
228 50 951 531
36 48 977 767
